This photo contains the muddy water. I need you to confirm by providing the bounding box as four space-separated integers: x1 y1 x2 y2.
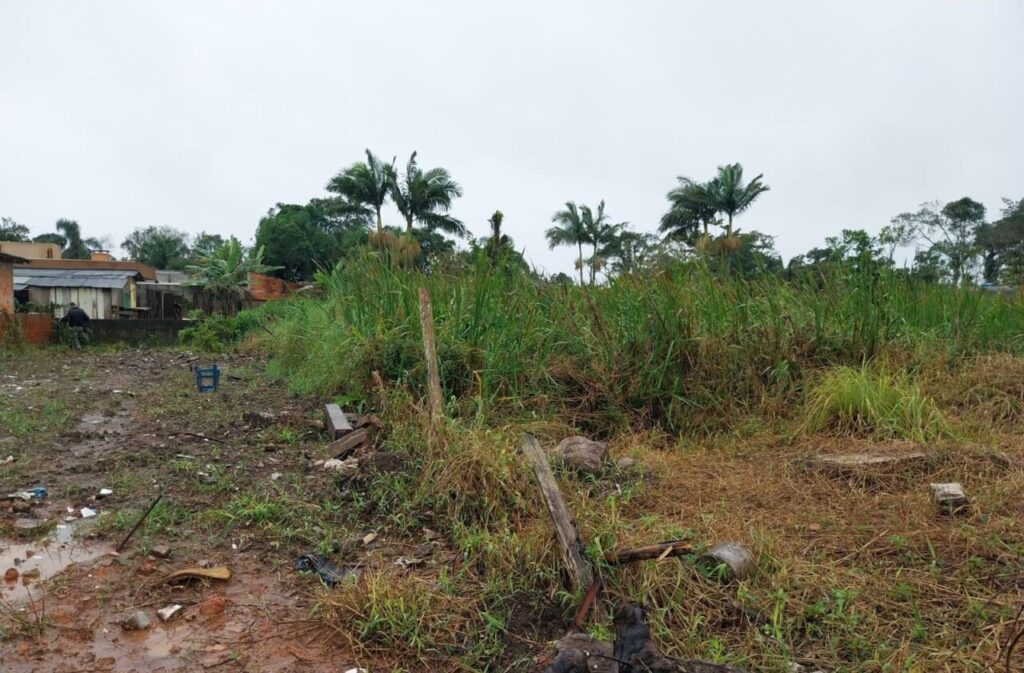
0 521 109 603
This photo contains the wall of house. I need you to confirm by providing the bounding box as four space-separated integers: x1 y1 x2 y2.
47 287 114 319
0 261 13 314
0 241 62 260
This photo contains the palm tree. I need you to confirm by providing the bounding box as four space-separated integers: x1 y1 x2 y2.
659 178 720 240
547 202 588 285
705 163 770 236
56 219 101 259
185 237 279 313
487 210 509 261
326 150 393 236
580 200 627 284
388 152 465 237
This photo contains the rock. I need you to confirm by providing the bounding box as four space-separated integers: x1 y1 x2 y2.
137 560 157 575
553 436 608 474
120 610 151 630
814 452 929 470
80 507 97 519
12 500 32 513
243 411 277 428
270 472 282 481
323 457 359 477
4 568 19 582
157 604 184 622
13 518 51 537
615 457 637 470
150 545 171 559
198 595 226 616
931 482 969 513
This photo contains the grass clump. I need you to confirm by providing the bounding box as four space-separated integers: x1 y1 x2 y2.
802 366 951 442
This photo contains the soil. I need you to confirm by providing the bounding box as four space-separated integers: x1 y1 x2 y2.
0 350 364 672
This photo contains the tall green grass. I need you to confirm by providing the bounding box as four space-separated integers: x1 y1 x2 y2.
254 252 1024 434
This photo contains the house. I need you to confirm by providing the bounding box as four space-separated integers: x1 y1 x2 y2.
13 259 156 319
0 241 62 260
1 251 29 314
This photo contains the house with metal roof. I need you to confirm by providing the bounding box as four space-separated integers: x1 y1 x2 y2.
13 267 145 319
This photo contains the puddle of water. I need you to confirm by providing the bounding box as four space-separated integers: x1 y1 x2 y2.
76 413 130 435
0 521 109 603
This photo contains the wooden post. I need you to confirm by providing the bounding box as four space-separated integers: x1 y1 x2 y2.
520 434 593 592
418 287 444 425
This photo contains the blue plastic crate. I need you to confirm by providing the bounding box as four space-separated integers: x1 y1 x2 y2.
194 364 220 392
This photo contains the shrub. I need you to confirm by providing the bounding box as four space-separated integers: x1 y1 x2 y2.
802 366 952 442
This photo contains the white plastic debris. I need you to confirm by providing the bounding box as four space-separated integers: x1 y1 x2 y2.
157 604 185 622
80 507 97 519
98 488 113 498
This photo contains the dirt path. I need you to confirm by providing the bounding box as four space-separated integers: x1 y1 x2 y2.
0 350 355 672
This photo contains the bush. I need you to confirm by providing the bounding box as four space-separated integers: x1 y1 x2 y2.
802 366 952 442
177 311 262 352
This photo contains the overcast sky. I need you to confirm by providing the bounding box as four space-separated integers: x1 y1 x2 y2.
2 1 1022 273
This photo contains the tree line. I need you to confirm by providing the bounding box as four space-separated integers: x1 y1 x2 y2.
3 154 1022 287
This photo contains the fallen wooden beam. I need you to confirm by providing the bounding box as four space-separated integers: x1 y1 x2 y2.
520 434 593 592
328 428 369 459
604 540 695 565
324 404 353 439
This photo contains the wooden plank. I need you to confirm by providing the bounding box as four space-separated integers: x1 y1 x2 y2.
418 287 444 425
603 540 695 565
323 404 352 439
520 434 593 592
327 428 368 459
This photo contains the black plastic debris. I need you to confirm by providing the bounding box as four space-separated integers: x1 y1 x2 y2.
294 553 359 587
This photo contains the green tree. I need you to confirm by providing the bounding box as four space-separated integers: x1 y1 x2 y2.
546 202 588 285
190 232 225 261
121 226 191 269
325 150 390 236
894 198 985 285
606 228 659 276
659 178 719 241
976 197 1024 284
33 233 67 247
185 237 279 313
705 163 770 237
0 217 30 241
388 152 465 237
255 203 350 281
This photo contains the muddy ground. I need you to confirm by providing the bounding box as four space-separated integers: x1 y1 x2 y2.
0 349 368 672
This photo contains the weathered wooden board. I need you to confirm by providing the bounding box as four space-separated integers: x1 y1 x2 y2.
324 403 353 439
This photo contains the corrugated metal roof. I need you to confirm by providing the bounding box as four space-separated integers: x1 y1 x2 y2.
13 268 137 290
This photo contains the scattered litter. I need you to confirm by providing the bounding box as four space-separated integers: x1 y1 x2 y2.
323 456 359 477
157 604 185 622
696 542 756 582
394 556 425 569
80 507 97 519
0 455 14 465
295 553 360 587
161 566 231 584
3 486 47 501
243 411 277 428
194 364 220 393
97 488 113 498
111 389 135 396
343 668 369 673
931 482 969 513
361 532 377 545
120 610 151 631
270 472 282 481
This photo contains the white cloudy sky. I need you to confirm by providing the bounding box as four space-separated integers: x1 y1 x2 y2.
2 1 1022 273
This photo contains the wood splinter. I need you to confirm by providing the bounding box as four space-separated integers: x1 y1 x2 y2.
604 540 695 565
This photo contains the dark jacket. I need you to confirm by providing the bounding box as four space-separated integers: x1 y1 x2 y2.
62 307 90 328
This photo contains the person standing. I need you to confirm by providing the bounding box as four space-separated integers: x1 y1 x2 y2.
60 302 90 350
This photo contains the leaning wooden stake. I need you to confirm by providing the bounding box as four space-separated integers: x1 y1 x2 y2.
418 287 444 426
520 434 593 592
117 491 164 552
